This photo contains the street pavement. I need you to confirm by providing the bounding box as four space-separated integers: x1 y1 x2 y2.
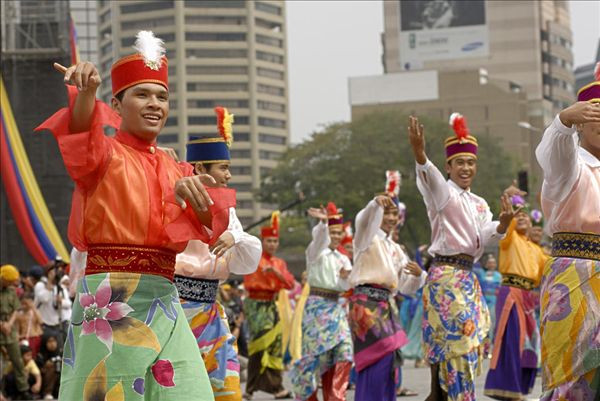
243 359 544 400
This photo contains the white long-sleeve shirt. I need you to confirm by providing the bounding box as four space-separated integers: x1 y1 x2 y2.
350 199 426 294
416 159 503 261
34 280 72 325
175 208 262 279
535 115 600 235
305 221 352 292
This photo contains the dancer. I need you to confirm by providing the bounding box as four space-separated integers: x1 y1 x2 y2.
175 107 262 401
349 171 426 401
290 203 353 401
243 212 295 400
535 64 600 399
36 31 229 400
484 199 548 399
408 114 518 400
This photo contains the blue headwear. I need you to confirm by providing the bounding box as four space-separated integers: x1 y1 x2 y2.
186 107 234 163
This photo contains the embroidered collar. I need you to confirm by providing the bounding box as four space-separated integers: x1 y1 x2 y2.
579 147 600 168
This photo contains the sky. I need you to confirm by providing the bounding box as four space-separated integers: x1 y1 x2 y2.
286 0 600 144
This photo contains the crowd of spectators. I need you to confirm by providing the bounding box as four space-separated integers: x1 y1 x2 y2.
1 259 71 401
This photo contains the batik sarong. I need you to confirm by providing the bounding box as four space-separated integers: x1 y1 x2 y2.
290 295 353 400
60 273 214 401
349 285 407 372
539 256 600 399
243 298 285 395
422 264 490 401
181 300 240 401
484 285 539 399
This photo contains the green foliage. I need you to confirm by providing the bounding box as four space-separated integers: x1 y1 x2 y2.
259 111 517 251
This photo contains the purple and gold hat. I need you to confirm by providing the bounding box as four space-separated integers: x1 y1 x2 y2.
577 62 600 103
445 113 478 162
326 202 343 228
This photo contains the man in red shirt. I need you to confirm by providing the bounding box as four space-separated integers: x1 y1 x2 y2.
243 212 294 400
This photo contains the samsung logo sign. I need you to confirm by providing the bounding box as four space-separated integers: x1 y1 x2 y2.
462 42 484 52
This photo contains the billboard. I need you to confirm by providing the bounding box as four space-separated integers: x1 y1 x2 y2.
398 0 489 70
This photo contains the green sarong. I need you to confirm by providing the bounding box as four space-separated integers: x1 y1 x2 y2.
59 272 214 401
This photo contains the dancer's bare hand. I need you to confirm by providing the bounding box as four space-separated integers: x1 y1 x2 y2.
307 207 328 221
403 261 423 277
559 101 600 127
339 268 351 279
174 175 215 212
54 62 101 93
408 116 427 164
497 194 522 234
210 232 235 258
504 180 527 197
375 194 396 209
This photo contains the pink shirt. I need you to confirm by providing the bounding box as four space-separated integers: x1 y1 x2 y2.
416 159 503 261
535 115 600 235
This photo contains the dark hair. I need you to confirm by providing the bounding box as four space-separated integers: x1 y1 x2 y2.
20 344 32 355
197 162 214 174
114 89 126 103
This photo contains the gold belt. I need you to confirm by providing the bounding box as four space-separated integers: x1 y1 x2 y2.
501 273 535 291
552 232 600 261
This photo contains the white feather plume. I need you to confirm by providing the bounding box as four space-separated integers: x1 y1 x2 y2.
133 31 165 69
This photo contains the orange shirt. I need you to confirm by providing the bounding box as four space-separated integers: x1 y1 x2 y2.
36 87 233 252
244 252 295 293
499 219 549 286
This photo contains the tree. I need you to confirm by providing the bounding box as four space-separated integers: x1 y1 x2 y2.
259 111 518 251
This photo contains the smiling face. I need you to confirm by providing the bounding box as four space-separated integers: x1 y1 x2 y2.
515 211 532 235
328 226 344 249
380 208 399 235
111 83 169 142
445 156 477 189
195 162 232 188
529 226 544 244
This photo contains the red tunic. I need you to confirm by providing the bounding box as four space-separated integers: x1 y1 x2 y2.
35 86 234 253
244 252 294 299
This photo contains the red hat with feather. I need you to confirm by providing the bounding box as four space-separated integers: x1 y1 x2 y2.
445 112 478 162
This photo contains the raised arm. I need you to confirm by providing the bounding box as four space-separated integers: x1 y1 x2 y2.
536 102 600 203
409 116 450 210
306 207 330 265
354 197 388 253
54 62 101 133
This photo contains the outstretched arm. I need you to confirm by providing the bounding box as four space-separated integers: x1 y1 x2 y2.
409 116 450 210
306 207 330 264
54 62 101 133
536 102 600 203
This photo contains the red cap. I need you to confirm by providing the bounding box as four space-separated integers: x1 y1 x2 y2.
261 211 280 238
111 54 168 96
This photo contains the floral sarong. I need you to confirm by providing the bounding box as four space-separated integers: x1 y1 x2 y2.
348 285 408 372
539 256 600 398
181 300 240 401
60 272 214 401
422 264 490 401
290 295 353 400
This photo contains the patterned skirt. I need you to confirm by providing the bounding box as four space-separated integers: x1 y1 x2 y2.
290 295 353 400
60 272 213 401
484 285 539 398
539 256 600 399
181 300 241 401
422 264 490 401
348 285 408 372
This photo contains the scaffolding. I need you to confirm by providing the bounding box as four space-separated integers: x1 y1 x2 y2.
1 0 69 58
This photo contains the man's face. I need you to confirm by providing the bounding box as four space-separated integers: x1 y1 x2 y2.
262 237 279 255
515 211 532 235
196 162 232 188
445 156 477 189
485 256 497 271
529 226 544 244
381 209 399 234
579 120 600 157
328 226 344 249
112 83 169 142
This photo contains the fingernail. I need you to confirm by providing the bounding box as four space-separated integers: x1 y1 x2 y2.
209 200 214 205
